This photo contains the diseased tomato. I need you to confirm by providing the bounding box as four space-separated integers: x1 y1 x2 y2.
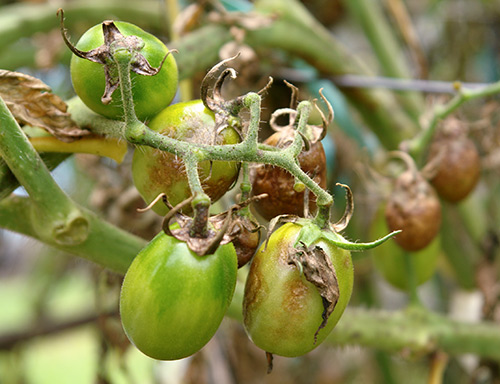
132 100 240 215
70 21 178 121
385 168 442 252
251 130 327 221
428 120 481 203
119 231 238 360
242 222 353 357
371 206 440 290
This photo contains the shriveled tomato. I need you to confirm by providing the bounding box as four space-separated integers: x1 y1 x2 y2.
242 222 353 357
132 100 240 215
119 231 238 360
428 120 481 203
371 206 440 290
251 131 327 221
70 21 178 121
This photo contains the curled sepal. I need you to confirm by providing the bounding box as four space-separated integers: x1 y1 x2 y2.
269 82 333 144
331 183 354 232
200 55 272 138
162 194 267 256
57 8 171 104
289 243 339 343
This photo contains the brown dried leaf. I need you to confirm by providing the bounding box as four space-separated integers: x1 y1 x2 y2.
0 70 88 142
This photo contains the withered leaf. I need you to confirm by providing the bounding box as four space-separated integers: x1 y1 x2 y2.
0 70 88 142
289 243 339 342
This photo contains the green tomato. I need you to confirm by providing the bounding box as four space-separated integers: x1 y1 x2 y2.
242 222 354 357
132 100 240 215
371 206 440 291
70 22 178 121
120 231 238 360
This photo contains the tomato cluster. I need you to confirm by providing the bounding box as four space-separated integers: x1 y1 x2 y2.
63 17 397 366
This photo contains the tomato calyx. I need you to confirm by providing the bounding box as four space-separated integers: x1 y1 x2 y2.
158 193 267 256
268 81 332 150
201 54 273 138
58 9 173 105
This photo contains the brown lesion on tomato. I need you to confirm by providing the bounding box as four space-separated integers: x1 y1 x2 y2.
251 139 327 221
242 251 267 324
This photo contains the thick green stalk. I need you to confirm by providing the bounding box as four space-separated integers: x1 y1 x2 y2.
343 0 424 121
329 307 500 360
227 281 500 361
0 96 87 246
0 195 145 274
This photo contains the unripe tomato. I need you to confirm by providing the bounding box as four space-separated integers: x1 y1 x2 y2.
251 131 327 221
120 231 238 360
243 223 353 357
132 100 240 215
371 206 440 290
70 22 178 121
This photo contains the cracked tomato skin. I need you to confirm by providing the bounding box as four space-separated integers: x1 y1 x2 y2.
70 22 178 121
132 100 240 215
120 231 238 360
242 223 353 357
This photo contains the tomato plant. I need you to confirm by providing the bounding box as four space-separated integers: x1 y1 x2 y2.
119 230 238 360
70 21 178 121
242 222 353 357
131 100 240 215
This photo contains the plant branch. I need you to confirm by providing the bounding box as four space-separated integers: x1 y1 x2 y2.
407 80 500 159
342 0 424 121
0 195 146 274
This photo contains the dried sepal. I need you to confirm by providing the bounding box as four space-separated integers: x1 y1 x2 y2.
200 55 272 139
161 194 267 257
58 8 172 105
331 183 354 232
0 70 86 142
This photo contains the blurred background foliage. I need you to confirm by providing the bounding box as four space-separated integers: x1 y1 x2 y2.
1 0 500 383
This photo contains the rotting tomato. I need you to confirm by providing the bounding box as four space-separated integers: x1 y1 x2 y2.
242 222 353 357
427 119 481 203
70 21 178 121
385 155 442 252
371 206 440 290
251 131 327 221
132 100 240 215
119 231 237 360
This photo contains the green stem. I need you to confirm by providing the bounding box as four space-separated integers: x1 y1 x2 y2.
403 251 422 306
343 0 424 121
408 80 500 159
0 97 87 246
0 195 146 274
225 282 500 361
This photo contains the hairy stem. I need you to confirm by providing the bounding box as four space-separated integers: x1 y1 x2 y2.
0 97 88 246
408 80 500 159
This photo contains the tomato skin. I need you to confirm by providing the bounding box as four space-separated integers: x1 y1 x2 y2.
132 100 240 215
371 206 439 290
70 22 178 121
120 232 238 360
242 223 353 357
251 132 327 221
